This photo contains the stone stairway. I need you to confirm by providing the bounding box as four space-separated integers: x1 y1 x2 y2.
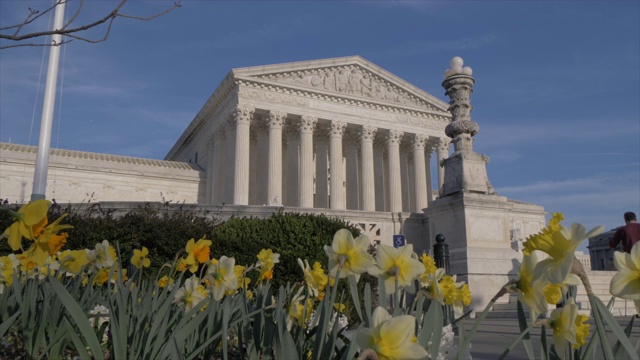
485 271 637 319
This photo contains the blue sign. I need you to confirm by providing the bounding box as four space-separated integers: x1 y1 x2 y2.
393 235 406 248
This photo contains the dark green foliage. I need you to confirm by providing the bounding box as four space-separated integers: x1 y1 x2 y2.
0 203 375 324
211 210 360 287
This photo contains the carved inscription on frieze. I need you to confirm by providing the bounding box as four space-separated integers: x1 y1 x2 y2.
255 65 438 111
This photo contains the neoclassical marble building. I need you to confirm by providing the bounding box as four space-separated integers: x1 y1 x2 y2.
165 56 453 214
2 56 568 313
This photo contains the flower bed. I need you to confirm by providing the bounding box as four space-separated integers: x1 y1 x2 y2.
1 200 638 359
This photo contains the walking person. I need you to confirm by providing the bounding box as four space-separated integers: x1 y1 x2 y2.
609 211 640 254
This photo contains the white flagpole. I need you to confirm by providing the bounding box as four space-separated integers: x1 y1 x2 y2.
31 0 66 201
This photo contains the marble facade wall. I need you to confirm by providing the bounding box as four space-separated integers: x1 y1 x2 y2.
0 143 204 204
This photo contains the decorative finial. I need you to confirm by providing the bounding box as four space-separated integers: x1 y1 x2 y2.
443 56 473 78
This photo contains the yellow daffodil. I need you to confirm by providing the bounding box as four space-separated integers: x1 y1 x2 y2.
185 237 212 265
174 275 208 312
256 248 280 268
58 249 89 274
21 214 73 266
355 306 428 360
324 229 375 280
523 213 603 284
452 282 472 314
205 256 237 301
610 241 640 314
298 258 329 299
93 268 110 286
368 244 425 294
233 265 251 290
131 247 151 269
543 283 562 305
437 274 472 314
368 244 424 295
420 267 446 303
157 275 173 288
419 253 438 279
573 314 590 349
287 297 314 331
512 253 548 320
257 267 273 283
3 199 50 250
548 299 578 359
0 254 19 294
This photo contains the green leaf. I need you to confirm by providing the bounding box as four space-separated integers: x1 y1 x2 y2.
516 300 535 360
591 294 638 360
497 321 535 360
348 274 363 322
49 276 104 360
540 325 549 360
588 294 615 360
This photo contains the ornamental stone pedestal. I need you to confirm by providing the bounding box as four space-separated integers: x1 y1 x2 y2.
424 57 546 315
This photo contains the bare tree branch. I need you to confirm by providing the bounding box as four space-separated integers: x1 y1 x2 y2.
0 0 181 50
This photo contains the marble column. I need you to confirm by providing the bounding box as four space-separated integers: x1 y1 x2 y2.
255 119 269 205
426 141 434 202
344 130 360 210
360 126 377 211
386 130 403 213
249 129 258 205
224 120 236 204
267 111 286 205
205 135 215 203
437 138 449 195
212 128 226 204
231 106 253 205
299 116 317 208
314 128 329 208
329 121 347 210
412 134 429 211
373 136 386 212
283 125 299 206
400 143 411 212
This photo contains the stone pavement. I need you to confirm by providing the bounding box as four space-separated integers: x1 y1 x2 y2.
458 316 640 359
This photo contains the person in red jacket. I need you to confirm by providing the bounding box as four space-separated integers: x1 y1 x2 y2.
609 211 640 254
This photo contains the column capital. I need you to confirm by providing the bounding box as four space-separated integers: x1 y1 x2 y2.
437 137 450 150
232 105 255 125
412 133 428 149
329 120 347 137
299 115 318 133
268 111 287 128
360 125 377 142
386 129 404 146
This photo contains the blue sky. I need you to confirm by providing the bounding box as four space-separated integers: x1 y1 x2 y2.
1 1 639 250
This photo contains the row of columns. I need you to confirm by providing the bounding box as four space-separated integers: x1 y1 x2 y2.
205 105 450 213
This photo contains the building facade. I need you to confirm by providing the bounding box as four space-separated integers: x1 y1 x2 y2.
165 56 453 214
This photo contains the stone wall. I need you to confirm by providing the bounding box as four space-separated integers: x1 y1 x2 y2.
0 143 205 204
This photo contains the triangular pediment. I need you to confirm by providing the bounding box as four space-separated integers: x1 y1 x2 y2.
232 56 449 114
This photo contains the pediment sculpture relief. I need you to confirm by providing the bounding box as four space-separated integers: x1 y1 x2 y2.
255 66 437 111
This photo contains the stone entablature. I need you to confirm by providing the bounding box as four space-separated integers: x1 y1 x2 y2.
0 142 204 204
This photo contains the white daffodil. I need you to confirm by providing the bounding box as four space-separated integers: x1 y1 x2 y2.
355 306 428 360
610 242 640 314
368 244 425 295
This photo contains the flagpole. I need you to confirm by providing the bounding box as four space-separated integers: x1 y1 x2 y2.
31 0 66 201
